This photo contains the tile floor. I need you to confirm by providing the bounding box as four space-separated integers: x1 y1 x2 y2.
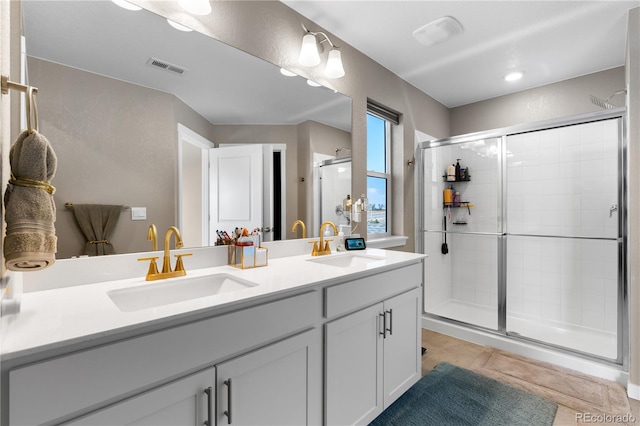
421 329 640 425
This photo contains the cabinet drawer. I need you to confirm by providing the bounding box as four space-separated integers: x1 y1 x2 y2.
9 290 320 426
324 262 422 319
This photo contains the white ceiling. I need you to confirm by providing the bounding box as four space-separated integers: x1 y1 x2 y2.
22 1 352 132
282 1 640 108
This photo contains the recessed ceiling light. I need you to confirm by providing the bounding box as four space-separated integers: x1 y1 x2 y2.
111 0 142 11
413 16 463 46
280 68 297 77
504 70 525 82
167 19 193 32
306 80 321 87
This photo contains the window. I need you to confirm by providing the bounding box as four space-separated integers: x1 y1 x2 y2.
366 101 398 236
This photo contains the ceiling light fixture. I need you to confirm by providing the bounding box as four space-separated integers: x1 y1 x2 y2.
111 0 142 11
280 68 297 77
298 23 345 79
167 19 193 32
178 0 211 16
306 80 322 87
413 16 463 47
504 70 525 82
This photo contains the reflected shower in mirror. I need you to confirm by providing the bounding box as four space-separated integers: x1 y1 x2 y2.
22 1 351 258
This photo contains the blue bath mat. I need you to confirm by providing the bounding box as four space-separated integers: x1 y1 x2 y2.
370 362 558 426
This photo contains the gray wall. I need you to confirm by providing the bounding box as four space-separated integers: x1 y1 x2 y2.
28 57 217 258
450 67 626 135
626 6 640 396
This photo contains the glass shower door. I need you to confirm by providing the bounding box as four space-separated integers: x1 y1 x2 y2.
504 118 622 360
422 137 502 330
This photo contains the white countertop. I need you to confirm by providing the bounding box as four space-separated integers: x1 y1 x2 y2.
1 249 425 361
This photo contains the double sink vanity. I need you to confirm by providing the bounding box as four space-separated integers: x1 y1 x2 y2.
1 238 425 425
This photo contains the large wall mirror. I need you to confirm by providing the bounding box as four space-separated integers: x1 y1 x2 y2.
22 1 352 259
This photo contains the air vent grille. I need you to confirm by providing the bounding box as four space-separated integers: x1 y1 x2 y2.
147 57 187 75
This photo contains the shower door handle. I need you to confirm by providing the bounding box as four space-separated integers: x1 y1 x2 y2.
609 204 618 217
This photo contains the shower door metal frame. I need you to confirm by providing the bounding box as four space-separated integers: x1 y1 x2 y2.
416 107 628 368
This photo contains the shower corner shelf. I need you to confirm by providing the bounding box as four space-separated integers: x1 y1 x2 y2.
442 176 471 182
443 201 473 214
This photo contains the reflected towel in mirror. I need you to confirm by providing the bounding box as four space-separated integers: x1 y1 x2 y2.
71 204 122 256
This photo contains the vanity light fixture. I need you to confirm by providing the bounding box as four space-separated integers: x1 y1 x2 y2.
298 23 345 79
504 70 525 82
178 0 211 16
111 0 142 11
167 19 193 32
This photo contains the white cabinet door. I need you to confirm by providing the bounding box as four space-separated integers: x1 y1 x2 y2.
325 303 384 426
383 288 422 407
64 368 215 426
216 329 321 426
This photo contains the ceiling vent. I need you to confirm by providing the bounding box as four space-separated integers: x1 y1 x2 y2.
147 57 187 75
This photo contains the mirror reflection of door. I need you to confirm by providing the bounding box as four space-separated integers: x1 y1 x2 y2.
178 124 214 248
179 130 286 247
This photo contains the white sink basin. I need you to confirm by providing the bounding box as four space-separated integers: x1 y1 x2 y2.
306 253 385 268
108 274 258 312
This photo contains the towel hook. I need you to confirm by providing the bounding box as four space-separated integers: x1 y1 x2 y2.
1 74 39 134
25 86 39 134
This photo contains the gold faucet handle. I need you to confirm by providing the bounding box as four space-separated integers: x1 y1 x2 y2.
323 239 333 254
138 256 159 278
308 241 319 256
174 253 192 272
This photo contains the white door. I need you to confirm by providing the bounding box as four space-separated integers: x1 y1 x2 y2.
325 303 384 425
64 368 215 426
178 124 214 248
382 288 422 407
215 330 320 426
210 145 266 243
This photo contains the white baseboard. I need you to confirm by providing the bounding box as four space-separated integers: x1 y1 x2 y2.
628 382 640 401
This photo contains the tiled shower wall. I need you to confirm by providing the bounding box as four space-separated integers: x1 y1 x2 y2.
424 119 620 336
506 119 620 333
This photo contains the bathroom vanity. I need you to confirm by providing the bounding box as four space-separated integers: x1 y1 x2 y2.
0 247 425 425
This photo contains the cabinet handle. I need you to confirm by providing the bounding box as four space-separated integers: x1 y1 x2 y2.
204 387 213 426
386 309 393 336
379 312 387 338
224 379 233 424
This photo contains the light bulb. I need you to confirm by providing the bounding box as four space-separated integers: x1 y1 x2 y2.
298 34 321 67
324 49 345 78
178 0 211 16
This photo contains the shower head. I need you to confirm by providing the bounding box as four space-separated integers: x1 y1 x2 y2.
590 89 627 109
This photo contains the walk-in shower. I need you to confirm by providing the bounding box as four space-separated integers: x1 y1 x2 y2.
417 109 627 367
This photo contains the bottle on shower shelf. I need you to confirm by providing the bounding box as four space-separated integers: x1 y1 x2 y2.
455 159 461 181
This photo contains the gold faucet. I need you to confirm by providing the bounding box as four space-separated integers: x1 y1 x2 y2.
291 220 306 238
138 225 192 281
147 224 158 251
312 221 337 256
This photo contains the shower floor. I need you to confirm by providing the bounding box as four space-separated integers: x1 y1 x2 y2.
428 299 617 360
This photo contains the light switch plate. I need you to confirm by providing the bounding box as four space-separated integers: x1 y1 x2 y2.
131 207 147 221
